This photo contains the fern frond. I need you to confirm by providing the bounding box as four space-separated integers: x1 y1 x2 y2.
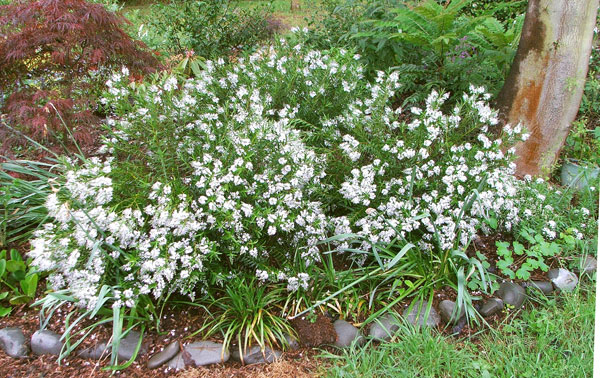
445 0 473 14
393 7 436 38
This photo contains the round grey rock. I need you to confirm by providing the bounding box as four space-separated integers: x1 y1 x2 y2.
168 341 230 369
167 351 186 370
368 313 401 341
231 345 281 364
284 334 300 351
548 268 578 292
496 282 526 308
148 341 180 369
479 298 503 317
438 300 465 325
78 341 109 359
31 330 63 356
577 256 597 274
117 330 147 361
521 281 554 295
0 327 29 358
403 300 440 328
333 319 365 347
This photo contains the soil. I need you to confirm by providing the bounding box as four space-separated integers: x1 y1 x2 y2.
290 313 336 347
0 301 324 378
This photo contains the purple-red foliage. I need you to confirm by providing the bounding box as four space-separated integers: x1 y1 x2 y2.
0 0 160 157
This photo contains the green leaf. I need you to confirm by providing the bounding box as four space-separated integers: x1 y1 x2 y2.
0 259 5 278
190 60 204 77
5 260 25 273
486 216 498 230
9 295 31 305
0 291 8 300
495 241 511 257
22 274 38 298
519 229 536 244
515 266 531 280
0 306 11 317
10 270 25 282
10 249 22 262
513 241 525 255
386 243 415 270
496 258 514 278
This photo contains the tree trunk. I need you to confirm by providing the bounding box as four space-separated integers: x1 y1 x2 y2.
496 0 599 177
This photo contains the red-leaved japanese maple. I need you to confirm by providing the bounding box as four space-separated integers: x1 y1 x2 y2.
0 0 159 157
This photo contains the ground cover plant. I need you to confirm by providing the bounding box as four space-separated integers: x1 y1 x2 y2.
0 0 597 375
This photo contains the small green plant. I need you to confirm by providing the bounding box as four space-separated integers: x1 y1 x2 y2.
466 251 499 292
0 158 56 248
0 249 39 316
198 277 295 363
495 230 560 280
561 119 600 167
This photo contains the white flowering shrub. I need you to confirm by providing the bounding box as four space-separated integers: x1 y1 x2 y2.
512 176 597 241
29 33 588 313
317 81 527 258
29 39 369 309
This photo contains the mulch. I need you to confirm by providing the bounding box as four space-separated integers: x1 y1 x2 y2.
0 299 325 378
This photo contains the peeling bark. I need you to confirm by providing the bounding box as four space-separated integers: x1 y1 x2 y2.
496 0 599 177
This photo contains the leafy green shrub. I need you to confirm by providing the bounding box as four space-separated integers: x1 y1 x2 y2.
304 0 522 104
462 0 526 21
351 0 522 103
303 0 403 70
0 249 39 316
139 0 279 59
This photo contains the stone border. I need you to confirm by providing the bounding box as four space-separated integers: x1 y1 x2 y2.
0 263 594 372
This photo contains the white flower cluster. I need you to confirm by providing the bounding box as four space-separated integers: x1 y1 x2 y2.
323 83 525 253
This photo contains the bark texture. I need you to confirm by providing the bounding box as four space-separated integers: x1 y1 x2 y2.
496 0 599 176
